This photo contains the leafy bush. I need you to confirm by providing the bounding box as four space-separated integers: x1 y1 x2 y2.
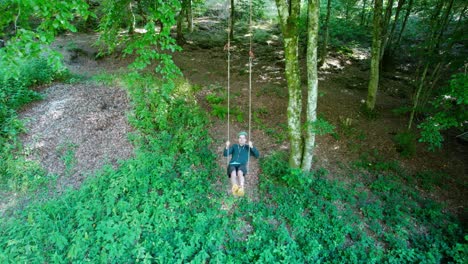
0 57 63 192
328 18 370 47
394 131 417 157
1 70 465 262
414 170 447 191
418 73 468 151
259 150 289 182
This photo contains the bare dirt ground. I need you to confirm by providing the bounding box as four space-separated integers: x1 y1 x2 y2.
20 83 133 190
20 34 134 191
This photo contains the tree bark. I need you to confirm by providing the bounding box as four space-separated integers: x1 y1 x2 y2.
379 0 394 61
394 0 412 49
408 0 455 129
230 0 235 40
382 0 405 58
365 0 375 26
187 0 193 32
128 1 136 35
319 0 331 67
302 0 319 172
434 0 454 50
275 0 302 168
408 63 428 130
366 0 383 111
176 3 185 44
360 0 368 26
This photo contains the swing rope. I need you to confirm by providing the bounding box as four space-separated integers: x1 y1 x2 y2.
246 0 253 174
226 0 231 166
226 0 254 172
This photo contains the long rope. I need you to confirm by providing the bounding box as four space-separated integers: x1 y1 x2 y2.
247 0 253 174
226 0 231 166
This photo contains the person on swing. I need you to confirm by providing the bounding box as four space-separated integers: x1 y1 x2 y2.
224 131 260 196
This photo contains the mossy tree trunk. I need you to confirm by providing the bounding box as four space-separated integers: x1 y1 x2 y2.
230 0 235 40
128 1 136 35
381 0 405 59
366 0 383 111
408 0 455 129
177 0 191 44
302 0 319 172
275 0 302 168
187 0 193 32
319 0 331 67
360 0 368 25
379 0 394 61
176 2 185 44
393 0 413 50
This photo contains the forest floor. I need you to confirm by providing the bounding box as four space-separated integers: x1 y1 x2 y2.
11 19 466 220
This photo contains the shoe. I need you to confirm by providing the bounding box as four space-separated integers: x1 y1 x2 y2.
232 184 239 196
237 187 245 197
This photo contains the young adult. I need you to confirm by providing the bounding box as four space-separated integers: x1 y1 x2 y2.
224 131 259 196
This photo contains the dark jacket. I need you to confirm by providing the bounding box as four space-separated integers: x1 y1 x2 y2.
223 144 260 165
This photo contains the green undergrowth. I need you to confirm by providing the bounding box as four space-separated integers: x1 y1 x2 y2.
1 71 466 262
258 151 466 263
0 57 67 193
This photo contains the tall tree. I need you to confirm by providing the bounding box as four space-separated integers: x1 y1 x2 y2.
187 0 193 32
275 0 302 167
275 0 320 170
230 0 235 40
379 0 394 61
393 0 413 50
381 0 405 60
365 0 383 111
319 0 332 67
408 0 455 129
302 0 320 171
360 0 369 25
177 1 186 44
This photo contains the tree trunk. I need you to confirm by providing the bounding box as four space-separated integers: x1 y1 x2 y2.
275 0 302 168
176 3 185 44
302 0 319 172
379 0 394 61
360 0 368 26
284 31 302 168
366 0 382 111
187 0 193 32
345 3 350 21
394 0 412 49
408 63 428 130
230 0 235 40
319 0 331 67
434 0 454 50
382 0 405 58
365 0 375 26
408 0 455 129
128 2 136 35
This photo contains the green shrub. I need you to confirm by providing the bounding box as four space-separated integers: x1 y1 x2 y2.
260 150 289 183
418 73 468 151
394 131 417 157
206 93 225 104
0 57 62 193
0 71 464 263
414 170 447 191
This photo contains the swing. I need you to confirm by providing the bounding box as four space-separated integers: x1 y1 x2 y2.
225 0 254 197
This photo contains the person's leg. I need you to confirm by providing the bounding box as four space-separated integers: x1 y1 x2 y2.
228 165 239 195
238 170 244 188
230 170 238 186
236 165 246 196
